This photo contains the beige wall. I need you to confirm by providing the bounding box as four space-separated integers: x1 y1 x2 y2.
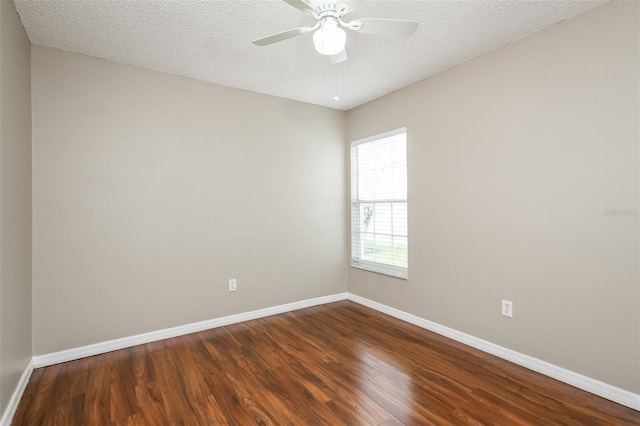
31 45 347 355
0 0 32 415
347 2 639 393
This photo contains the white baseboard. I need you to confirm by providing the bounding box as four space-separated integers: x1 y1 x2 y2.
34 292 348 368
0 358 35 426
347 293 640 411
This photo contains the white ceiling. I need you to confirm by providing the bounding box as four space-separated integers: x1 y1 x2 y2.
15 0 608 110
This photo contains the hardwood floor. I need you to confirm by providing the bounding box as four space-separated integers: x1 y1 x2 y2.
13 301 640 425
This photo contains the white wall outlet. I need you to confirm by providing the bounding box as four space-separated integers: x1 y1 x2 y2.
502 299 513 317
228 278 237 292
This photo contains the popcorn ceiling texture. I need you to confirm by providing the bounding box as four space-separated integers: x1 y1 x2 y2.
15 0 608 110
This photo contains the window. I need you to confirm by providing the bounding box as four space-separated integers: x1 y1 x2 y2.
351 128 407 279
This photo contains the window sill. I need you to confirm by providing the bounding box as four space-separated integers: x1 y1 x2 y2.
351 261 408 280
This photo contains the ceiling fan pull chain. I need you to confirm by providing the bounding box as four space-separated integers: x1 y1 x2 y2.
334 65 340 101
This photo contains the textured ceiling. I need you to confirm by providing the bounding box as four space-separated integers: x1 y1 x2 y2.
15 0 608 110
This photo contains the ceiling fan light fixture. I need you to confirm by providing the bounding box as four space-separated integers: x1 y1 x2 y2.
313 18 346 56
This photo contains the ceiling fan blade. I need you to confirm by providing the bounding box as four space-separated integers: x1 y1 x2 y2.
330 49 348 64
353 18 419 36
337 1 363 16
252 28 309 46
345 1 364 12
281 0 315 15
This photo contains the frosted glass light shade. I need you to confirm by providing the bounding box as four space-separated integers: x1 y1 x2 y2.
313 20 346 56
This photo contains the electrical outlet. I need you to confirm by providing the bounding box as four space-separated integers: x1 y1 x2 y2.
502 299 513 318
229 278 237 292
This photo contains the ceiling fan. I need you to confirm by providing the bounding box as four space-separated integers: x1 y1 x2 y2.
252 0 419 64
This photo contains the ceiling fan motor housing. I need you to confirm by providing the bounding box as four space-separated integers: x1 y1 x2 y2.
312 2 351 19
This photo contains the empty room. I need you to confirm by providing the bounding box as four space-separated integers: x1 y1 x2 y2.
1 0 638 424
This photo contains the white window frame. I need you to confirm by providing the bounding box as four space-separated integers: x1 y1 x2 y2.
351 127 408 280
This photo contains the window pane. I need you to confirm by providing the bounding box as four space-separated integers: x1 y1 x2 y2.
359 204 375 234
393 237 408 268
375 203 392 235
362 233 376 262
374 235 393 265
393 203 407 237
356 135 406 201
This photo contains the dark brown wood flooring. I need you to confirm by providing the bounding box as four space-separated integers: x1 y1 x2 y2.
12 301 640 425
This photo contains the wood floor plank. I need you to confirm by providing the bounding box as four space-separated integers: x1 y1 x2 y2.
22 362 65 425
150 348 197 422
11 301 640 425
83 355 112 425
204 372 269 425
129 344 156 387
110 349 139 423
134 382 168 425
361 374 441 425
